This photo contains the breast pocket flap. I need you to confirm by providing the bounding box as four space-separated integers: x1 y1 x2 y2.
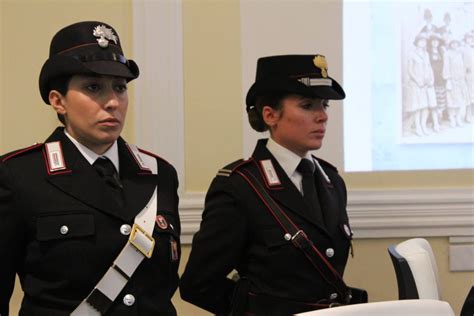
36 213 95 241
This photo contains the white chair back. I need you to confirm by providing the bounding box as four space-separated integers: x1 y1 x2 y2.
395 238 442 299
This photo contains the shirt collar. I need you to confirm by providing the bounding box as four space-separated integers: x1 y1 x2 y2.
64 130 120 173
266 137 313 178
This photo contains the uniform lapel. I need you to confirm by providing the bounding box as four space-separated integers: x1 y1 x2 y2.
313 159 339 234
44 128 156 222
118 139 157 221
251 139 328 232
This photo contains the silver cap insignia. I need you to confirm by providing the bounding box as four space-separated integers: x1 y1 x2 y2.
93 25 118 48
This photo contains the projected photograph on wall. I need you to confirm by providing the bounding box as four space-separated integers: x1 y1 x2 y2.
343 1 473 172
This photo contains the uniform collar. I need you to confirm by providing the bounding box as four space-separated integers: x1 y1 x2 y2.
266 137 313 179
64 130 120 173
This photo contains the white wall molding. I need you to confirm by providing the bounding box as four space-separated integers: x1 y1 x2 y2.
347 188 473 238
449 236 474 271
180 192 207 244
132 0 185 185
179 188 474 244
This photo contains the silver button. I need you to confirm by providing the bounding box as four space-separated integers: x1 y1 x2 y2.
326 248 335 258
120 224 132 235
284 233 292 241
60 225 69 235
123 294 135 306
330 293 338 300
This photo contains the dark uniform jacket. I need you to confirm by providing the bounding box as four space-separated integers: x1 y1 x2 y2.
180 139 353 316
0 127 180 316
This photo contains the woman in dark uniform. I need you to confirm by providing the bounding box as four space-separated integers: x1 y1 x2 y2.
180 55 364 315
0 21 180 315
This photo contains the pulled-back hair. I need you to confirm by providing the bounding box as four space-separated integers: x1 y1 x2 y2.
48 75 72 125
247 93 288 132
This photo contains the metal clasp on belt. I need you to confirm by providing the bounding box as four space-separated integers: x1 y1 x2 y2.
129 223 155 258
291 230 306 241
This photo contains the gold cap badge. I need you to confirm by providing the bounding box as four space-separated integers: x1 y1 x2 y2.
313 55 328 78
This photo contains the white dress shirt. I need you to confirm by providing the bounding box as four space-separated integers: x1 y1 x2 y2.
64 130 120 174
266 137 314 193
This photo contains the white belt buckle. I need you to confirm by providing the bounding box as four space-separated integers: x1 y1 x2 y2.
129 223 155 258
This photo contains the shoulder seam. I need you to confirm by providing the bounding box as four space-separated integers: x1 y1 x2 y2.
217 158 253 177
2 143 43 162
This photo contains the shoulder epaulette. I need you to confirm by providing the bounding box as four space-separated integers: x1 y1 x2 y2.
217 158 252 177
1 143 43 162
314 156 339 173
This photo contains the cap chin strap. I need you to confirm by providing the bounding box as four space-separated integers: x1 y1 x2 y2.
71 146 158 315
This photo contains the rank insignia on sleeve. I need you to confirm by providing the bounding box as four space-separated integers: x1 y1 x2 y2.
170 237 179 262
156 215 168 230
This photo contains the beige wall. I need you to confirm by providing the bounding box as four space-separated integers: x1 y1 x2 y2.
183 0 243 191
2 1 473 316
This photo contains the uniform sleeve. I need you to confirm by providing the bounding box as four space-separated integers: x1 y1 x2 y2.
158 160 181 234
180 175 248 315
0 163 25 315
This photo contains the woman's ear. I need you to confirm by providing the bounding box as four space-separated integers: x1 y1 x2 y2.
262 105 280 128
49 90 66 115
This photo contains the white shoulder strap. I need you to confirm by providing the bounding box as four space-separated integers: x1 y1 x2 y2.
72 146 158 315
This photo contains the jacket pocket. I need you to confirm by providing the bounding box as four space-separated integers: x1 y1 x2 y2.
36 212 95 241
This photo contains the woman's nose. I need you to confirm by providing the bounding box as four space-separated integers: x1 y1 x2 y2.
104 88 120 109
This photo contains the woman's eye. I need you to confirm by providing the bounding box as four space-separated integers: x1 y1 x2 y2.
300 100 329 110
86 83 100 92
115 84 128 92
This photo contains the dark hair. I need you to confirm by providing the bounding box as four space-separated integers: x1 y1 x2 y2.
48 75 72 125
247 93 288 132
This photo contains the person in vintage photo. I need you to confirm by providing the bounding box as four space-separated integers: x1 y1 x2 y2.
405 33 436 136
443 38 470 127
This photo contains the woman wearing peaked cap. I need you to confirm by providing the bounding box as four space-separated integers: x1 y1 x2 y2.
180 55 365 315
0 21 180 315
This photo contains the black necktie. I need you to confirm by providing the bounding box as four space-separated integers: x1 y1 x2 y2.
297 159 325 225
93 157 124 207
